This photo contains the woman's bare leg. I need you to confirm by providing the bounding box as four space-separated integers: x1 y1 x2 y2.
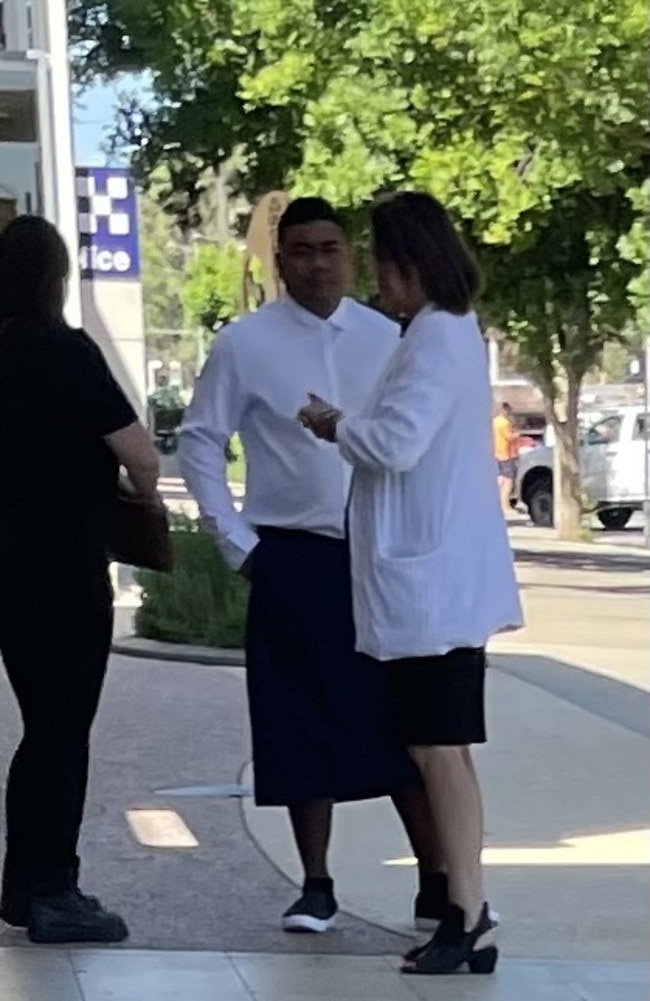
409 745 491 937
499 476 514 517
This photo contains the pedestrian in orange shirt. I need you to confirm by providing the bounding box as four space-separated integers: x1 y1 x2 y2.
493 402 519 516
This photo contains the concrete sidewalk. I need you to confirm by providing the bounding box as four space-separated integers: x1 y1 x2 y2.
0 948 647 1001
1 528 648 1000
243 660 649 963
1 653 647 962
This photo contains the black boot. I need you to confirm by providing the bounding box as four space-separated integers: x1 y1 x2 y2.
1 857 100 931
28 889 129 945
0 861 31 929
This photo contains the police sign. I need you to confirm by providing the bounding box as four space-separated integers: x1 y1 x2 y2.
76 167 141 280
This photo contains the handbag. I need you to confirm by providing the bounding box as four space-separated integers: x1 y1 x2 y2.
107 483 174 572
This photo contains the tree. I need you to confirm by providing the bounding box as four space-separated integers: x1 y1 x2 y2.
139 172 186 336
138 163 250 375
70 0 648 537
618 180 650 333
481 196 637 536
182 240 245 335
68 0 301 223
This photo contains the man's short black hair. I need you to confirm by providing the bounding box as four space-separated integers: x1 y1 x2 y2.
278 197 344 243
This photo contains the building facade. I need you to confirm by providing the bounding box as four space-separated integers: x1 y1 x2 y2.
1 1 147 417
0 0 40 220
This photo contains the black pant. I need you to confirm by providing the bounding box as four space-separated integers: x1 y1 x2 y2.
0 570 113 895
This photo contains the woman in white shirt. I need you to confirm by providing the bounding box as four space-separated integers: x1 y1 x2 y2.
299 192 523 976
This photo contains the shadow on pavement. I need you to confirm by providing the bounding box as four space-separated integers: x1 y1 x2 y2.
491 653 650 739
513 546 650 574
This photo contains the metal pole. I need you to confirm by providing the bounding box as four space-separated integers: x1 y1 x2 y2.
643 333 650 548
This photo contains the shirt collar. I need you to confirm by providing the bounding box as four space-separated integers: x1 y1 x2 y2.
283 295 350 332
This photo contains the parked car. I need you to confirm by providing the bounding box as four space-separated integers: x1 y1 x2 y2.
514 406 649 529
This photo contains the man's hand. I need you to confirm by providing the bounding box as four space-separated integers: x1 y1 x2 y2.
297 394 342 441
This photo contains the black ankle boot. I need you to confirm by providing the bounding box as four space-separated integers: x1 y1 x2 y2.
1 860 101 931
28 889 129 945
402 902 497 976
0 861 32 929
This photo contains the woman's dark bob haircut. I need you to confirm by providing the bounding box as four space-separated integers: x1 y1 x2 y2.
371 192 482 315
0 215 70 325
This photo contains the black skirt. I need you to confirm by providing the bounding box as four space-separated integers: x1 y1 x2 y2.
388 648 487 747
246 528 421 806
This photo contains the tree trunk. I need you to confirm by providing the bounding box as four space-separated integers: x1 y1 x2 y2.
552 373 583 541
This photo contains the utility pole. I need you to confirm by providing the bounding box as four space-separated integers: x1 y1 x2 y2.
640 330 644 548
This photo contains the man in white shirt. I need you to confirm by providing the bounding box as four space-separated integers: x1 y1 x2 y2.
180 198 443 934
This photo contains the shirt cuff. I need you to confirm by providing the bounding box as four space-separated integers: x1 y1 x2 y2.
218 524 260 571
335 417 355 464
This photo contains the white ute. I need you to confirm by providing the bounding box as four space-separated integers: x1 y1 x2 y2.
515 405 649 529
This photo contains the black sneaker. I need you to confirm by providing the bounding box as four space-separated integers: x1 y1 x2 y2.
28 889 129 944
282 878 338 933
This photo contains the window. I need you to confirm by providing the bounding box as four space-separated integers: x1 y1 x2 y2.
0 198 16 232
585 414 622 446
633 414 649 441
0 0 33 51
0 90 37 142
26 0 34 49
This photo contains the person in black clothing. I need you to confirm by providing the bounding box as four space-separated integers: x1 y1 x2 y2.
0 216 160 944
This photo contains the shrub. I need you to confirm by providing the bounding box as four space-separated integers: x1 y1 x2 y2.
135 514 248 648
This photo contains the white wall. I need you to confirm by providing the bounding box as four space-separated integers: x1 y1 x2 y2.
81 280 148 421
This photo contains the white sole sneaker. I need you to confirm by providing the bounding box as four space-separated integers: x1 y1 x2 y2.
415 908 500 932
282 913 337 934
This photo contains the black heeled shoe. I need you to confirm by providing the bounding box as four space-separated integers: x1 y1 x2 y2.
401 902 498 975
414 871 449 931
404 897 499 962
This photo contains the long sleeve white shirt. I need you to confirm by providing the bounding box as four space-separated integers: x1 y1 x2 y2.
179 296 400 569
337 306 523 660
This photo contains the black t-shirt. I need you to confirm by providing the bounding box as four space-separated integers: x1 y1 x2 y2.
0 318 137 575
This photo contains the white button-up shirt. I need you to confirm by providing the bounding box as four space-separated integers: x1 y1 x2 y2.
337 306 524 660
179 296 400 569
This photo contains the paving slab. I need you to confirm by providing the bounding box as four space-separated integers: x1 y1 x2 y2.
0 658 410 956
0 949 647 1001
243 665 650 962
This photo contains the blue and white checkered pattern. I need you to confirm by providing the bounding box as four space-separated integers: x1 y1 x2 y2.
76 173 131 238
75 167 140 280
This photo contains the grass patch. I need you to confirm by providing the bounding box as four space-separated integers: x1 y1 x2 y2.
135 514 248 648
